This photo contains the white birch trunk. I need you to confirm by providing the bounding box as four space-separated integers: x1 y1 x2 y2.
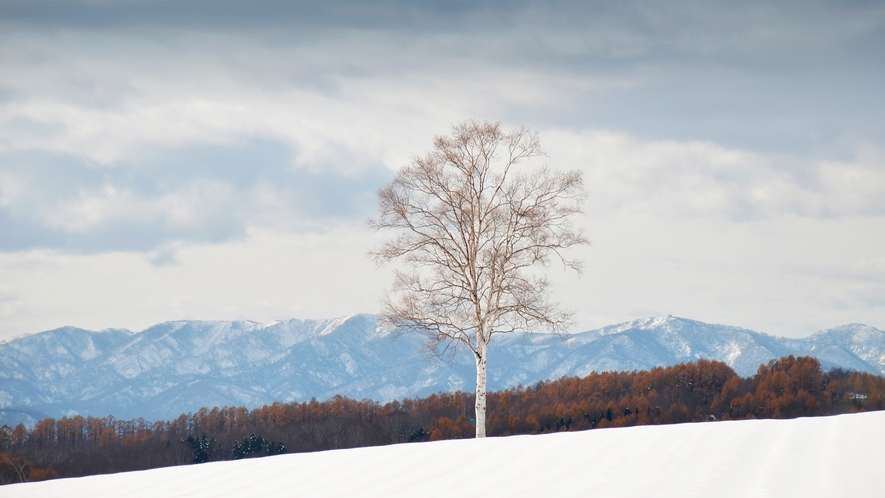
474 341 488 438
371 121 587 441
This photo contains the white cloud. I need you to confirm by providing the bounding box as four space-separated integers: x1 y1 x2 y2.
44 181 237 234
546 212 885 338
546 129 885 220
0 28 572 168
0 1 883 339
0 224 390 339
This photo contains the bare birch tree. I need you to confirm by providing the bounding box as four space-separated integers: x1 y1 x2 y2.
368 120 588 438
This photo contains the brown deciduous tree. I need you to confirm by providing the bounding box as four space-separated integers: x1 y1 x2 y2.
3 356 884 483
368 119 589 437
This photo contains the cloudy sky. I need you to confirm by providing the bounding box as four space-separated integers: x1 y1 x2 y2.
1 0 883 341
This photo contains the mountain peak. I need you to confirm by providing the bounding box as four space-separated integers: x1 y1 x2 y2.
2 316 883 426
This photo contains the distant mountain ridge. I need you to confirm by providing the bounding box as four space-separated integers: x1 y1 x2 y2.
1 315 883 426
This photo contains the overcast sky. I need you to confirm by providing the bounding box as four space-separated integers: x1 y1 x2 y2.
1 0 883 340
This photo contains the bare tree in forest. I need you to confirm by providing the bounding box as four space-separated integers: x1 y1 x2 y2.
368 120 588 438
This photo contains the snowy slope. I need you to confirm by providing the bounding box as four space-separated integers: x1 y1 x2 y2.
5 411 884 497
1 315 884 425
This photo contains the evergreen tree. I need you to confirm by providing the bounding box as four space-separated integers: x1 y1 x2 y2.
184 434 215 464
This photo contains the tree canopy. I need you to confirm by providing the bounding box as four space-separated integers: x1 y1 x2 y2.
369 119 588 436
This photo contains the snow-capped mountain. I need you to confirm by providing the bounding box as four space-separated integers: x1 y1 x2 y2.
1 315 883 425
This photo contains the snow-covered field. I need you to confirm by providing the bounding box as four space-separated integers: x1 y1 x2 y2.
6 411 884 497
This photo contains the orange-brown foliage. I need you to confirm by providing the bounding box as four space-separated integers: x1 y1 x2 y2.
1 356 883 485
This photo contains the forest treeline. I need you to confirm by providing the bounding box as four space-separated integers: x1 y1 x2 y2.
2 355 884 484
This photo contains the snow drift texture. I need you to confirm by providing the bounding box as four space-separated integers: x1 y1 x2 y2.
6 411 884 497
1 315 883 425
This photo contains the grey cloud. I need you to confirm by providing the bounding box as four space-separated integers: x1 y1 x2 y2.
2 1 883 153
0 0 885 55
3 1 882 63
1 0 883 254
0 141 391 253
0 0 499 31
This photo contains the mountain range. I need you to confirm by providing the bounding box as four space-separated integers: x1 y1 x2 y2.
1 315 883 426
